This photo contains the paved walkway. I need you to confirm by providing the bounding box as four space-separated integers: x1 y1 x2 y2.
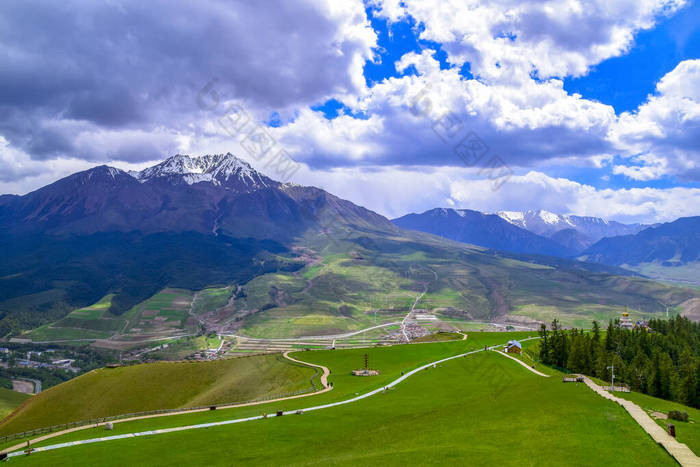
580 376 699 467
494 351 550 377
4 338 539 459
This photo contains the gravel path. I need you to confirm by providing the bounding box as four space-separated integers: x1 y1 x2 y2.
494 351 550 377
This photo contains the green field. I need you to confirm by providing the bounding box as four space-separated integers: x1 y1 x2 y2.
411 331 464 342
0 354 315 436
0 389 30 421
122 288 194 334
6 333 680 466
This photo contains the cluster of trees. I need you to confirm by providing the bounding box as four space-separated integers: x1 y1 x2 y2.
538 316 700 408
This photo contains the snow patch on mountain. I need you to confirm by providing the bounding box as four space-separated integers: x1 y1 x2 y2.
499 211 525 224
539 210 565 225
128 153 270 189
494 209 648 248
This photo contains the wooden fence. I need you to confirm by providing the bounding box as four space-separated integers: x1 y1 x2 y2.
0 386 318 446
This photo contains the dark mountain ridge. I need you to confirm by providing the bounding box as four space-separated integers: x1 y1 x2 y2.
392 208 575 257
582 217 700 266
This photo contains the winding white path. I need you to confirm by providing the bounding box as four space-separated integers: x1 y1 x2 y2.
494 351 550 377
6 337 539 459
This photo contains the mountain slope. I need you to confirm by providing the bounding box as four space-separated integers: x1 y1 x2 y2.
0 154 396 328
392 208 574 257
583 217 700 265
1 154 698 338
497 210 649 251
581 217 700 285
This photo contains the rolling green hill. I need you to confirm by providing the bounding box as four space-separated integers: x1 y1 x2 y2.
0 354 315 436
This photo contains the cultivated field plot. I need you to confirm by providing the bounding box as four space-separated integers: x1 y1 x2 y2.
24 295 123 342
121 289 195 339
5 334 680 466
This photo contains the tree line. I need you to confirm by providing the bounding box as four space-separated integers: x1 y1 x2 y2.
538 316 700 408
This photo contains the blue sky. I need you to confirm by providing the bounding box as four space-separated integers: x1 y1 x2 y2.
565 1 700 114
0 0 698 222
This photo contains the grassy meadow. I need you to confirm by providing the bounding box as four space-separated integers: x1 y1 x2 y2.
7 336 679 466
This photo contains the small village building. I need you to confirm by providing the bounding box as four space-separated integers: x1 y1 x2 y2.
505 340 522 354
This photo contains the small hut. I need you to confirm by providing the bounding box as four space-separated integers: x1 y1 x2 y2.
505 340 522 354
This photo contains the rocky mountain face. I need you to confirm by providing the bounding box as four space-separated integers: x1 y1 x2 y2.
392 208 574 257
0 154 392 239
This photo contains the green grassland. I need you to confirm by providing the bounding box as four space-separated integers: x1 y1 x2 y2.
9 335 679 466
0 353 315 436
3 333 532 449
411 331 464 342
0 389 30 421
191 287 233 315
121 288 194 337
627 261 700 287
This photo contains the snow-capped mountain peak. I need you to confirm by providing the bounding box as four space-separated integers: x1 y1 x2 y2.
130 153 269 189
494 209 649 248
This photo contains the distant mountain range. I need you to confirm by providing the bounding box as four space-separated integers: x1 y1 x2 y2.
393 207 698 287
392 208 573 257
1 154 698 337
582 216 700 265
392 208 652 257
0 154 394 328
495 210 651 251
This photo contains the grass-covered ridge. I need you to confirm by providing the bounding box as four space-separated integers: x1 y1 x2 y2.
0 389 30 421
0 353 315 436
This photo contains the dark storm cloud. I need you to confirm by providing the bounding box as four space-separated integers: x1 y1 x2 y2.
0 0 374 163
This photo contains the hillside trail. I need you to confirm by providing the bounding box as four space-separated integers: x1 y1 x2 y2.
400 285 427 341
0 352 332 456
493 350 549 377
400 265 437 341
